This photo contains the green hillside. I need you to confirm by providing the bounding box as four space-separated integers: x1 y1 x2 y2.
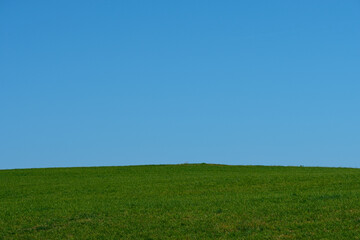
1 164 360 239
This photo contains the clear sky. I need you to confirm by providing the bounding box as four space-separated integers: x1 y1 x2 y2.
1 1 360 169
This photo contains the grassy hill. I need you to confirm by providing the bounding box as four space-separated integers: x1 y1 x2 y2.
1 164 360 239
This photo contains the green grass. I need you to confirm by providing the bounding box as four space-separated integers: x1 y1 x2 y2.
1 164 360 239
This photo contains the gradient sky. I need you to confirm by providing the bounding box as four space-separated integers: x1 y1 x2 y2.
1 1 360 169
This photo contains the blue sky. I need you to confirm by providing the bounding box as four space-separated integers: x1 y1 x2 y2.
1 1 360 169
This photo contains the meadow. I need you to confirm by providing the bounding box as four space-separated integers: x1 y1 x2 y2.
1 164 360 239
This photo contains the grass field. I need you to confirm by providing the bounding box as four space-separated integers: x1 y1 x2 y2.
1 164 360 239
